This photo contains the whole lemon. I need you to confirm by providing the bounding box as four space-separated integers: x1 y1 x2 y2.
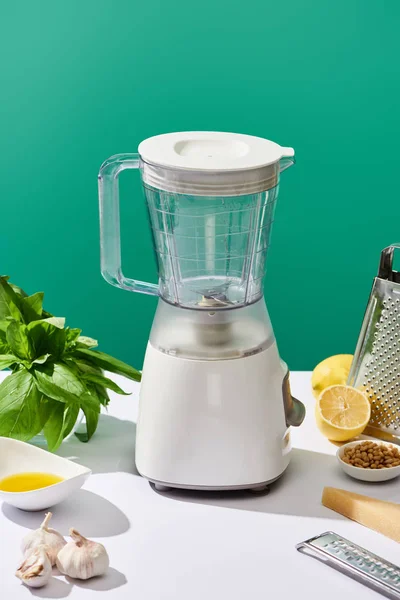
311 354 353 399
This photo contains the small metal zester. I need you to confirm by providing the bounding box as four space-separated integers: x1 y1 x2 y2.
348 244 400 441
296 531 400 599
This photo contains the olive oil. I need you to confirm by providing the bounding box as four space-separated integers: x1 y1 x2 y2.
0 472 64 492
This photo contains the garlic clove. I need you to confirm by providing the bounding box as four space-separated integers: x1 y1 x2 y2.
56 528 109 580
15 544 52 588
21 511 66 566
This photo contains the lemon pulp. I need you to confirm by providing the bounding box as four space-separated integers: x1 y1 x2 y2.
315 385 370 442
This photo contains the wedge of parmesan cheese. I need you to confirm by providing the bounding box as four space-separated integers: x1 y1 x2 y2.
322 487 400 543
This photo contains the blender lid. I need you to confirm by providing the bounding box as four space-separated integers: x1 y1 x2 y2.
138 131 294 196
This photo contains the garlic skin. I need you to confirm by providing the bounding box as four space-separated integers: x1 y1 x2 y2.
56 528 109 580
21 512 66 566
15 545 52 588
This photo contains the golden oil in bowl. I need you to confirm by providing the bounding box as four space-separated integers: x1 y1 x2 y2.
0 472 64 492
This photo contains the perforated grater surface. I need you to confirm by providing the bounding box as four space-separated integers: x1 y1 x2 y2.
296 531 400 599
348 244 400 441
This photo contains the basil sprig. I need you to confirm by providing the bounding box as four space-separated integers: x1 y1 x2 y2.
0 276 140 450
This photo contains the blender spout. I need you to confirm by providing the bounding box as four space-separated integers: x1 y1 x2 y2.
279 148 295 173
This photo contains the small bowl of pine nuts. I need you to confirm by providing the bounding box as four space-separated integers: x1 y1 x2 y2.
337 439 400 482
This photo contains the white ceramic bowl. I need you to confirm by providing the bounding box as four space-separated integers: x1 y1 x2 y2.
0 437 91 511
337 439 400 482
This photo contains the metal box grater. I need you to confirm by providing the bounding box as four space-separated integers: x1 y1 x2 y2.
296 531 400 599
348 244 400 441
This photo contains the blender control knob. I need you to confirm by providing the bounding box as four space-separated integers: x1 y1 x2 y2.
282 372 306 427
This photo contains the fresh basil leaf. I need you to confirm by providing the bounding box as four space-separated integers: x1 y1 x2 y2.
76 336 98 349
80 390 101 411
9 282 28 298
74 349 141 382
67 360 108 407
41 310 53 319
19 354 51 370
80 372 130 395
73 359 102 375
0 342 10 354
0 355 18 370
94 384 110 407
21 292 44 322
42 317 65 329
43 401 80 451
61 403 80 440
60 358 81 378
0 319 13 334
27 321 66 359
43 402 66 449
82 407 100 441
32 354 51 365
39 395 57 428
0 278 23 321
75 431 89 443
0 369 42 441
85 381 109 408
0 329 10 353
80 393 101 441
34 362 88 404
65 327 82 347
6 321 34 360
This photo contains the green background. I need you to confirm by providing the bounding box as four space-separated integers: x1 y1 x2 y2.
1 1 399 371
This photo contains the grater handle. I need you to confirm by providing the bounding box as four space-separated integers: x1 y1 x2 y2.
378 244 400 281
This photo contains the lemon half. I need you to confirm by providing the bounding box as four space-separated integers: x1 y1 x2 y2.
315 385 370 442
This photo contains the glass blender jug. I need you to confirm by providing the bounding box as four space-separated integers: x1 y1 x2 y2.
99 131 305 491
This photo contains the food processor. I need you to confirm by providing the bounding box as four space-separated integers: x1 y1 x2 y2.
98 131 305 491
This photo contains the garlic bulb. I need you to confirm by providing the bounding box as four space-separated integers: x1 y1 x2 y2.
56 528 109 580
15 544 52 588
21 512 66 566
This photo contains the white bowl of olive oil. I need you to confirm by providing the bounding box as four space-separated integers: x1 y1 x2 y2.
0 437 91 511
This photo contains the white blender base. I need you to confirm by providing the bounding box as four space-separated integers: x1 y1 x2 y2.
135 341 292 491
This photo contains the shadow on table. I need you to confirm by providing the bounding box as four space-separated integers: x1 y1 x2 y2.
66 567 127 591
29 576 72 599
56 415 139 476
152 447 400 519
28 568 127 598
2 489 130 537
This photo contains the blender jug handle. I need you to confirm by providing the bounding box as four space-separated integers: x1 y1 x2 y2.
98 154 159 296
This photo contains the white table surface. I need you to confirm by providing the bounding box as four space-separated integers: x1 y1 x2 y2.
1 371 399 600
